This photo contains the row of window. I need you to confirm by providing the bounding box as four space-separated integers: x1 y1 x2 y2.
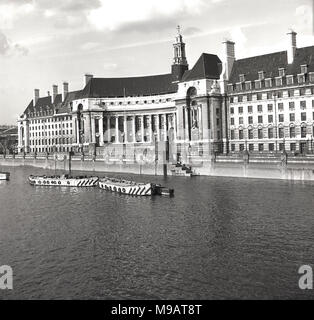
30 146 72 153
99 97 172 107
29 116 71 123
30 138 73 146
229 71 313 93
230 142 307 152
230 88 314 103
30 122 72 131
230 101 312 115
230 126 310 140
230 112 312 126
30 130 73 138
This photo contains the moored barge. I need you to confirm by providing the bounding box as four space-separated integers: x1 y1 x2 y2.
28 175 99 187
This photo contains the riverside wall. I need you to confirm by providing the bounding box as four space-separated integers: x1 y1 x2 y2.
2 153 314 181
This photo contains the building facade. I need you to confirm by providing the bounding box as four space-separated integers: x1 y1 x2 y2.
18 29 314 161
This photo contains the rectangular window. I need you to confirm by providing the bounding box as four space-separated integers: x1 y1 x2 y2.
230 107 234 114
287 76 294 85
248 105 253 113
267 92 273 99
268 128 274 139
258 115 263 124
247 94 252 102
290 127 296 138
265 79 272 88
231 118 235 125
288 89 294 97
279 114 284 123
275 77 282 86
255 80 261 89
300 101 307 110
268 115 273 123
289 102 295 110
258 143 264 151
239 117 243 125
279 127 284 138
249 144 254 152
239 144 245 152
301 126 307 138
248 116 253 124
239 130 244 140
278 103 284 111
258 105 263 112
279 68 285 77
238 95 243 102
257 92 262 100
269 143 275 151
258 71 265 80
245 82 251 90
268 104 273 112
231 144 235 152
290 113 295 122
301 112 307 121
231 130 235 140
279 143 284 151
238 106 243 114
290 143 296 151
248 129 253 139
258 128 263 139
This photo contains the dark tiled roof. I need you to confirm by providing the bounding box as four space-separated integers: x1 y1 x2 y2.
23 91 81 117
79 74 178 99
229 46 314 83
182 53 222 82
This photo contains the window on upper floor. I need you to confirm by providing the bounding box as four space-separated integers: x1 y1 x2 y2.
279 68 286 77
230 130 235 140
268 104 273 112
239 74 245 82
288 89 294 97
248 105 253 113
279 114 284 122
258 115 263 124
248 129 253 140
301 65 308 74
258 71 265 80
245 82 252 91
258 105 263 112
265 79 272 88
238 95 243 102
290 113 295 122
239 129 244 140
248 116 253 124
301 126 307 138
278 103 284 111
230 107 234 114
275 77 283 86
300 101 307 110
267 92 273 99
239 117 244 125
289 101 295 110
238 106 243 114
231 118 235 125
279 127 284 138
268 115 273 123
255 80 262 89
298 74 306 84
287 75 294 85
247 94 252 101
257 92 263 100
268 128 274 139
301 112 307 121
258 129 263 139
309 73 314 83
290 127 296 138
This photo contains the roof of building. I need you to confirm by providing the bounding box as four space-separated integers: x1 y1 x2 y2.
182 53 223 82
229 45 314 83
23 91 81 117
78 74 178 99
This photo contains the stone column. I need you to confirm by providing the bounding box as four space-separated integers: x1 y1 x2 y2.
84 113 91 143
18 122 22 152
148 115 153 143
123 115 127 143
202 103 210 141
132 116 136 143
156 114 160 142
76 118 80 144
141 115 145 142
91 116 96 143
115 116 119 143
107 116 111 143
163 114 167 141
99 116 104 146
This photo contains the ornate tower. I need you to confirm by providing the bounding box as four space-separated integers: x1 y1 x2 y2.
171 26 189 82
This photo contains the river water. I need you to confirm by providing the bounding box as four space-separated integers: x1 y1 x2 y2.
1 166 314 299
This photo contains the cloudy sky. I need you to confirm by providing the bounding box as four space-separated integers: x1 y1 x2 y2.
0 0 312 124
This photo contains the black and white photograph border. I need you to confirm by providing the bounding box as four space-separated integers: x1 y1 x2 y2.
1 0 314 307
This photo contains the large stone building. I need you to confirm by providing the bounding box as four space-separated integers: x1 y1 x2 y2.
17 29 314 161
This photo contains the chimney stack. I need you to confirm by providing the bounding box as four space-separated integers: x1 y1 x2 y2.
85 74 93 86
287 30 297 64
223 40 235 80
52 85 58 103
34 89 40 106
62 82 69 102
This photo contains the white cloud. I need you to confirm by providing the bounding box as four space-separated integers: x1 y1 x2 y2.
88 0 205 30
0 3 34 29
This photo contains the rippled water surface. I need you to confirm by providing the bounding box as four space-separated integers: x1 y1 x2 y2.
1 166 314 299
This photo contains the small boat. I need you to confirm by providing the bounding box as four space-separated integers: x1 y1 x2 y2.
99 177 155 196
28 174 99 187
0 172 10 181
